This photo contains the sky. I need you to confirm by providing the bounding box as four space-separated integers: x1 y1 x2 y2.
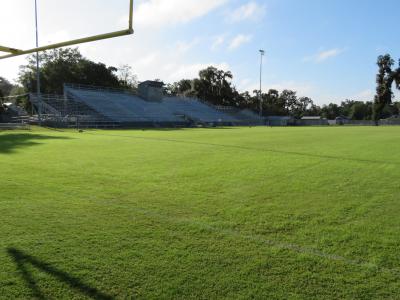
0 0 399 105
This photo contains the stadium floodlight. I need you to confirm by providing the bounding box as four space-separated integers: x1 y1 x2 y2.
259 49 265 117
0 0 134 60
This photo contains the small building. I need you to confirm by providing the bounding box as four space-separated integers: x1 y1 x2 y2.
299 116 329 126
138 80 164 102
266 116 293 126
335 116 349 125
381 115 400 125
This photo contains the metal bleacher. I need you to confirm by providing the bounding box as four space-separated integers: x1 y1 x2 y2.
26 84 265 128
30 93 116 128
64 84 241 126
163 97 238 124
65 87 183 124
215 106 265 125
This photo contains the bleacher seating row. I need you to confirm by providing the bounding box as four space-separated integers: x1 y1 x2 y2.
28 85 265 127
64 85 261 126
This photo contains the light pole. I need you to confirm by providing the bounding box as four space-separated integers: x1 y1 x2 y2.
35 0 42 125
259 49 265 117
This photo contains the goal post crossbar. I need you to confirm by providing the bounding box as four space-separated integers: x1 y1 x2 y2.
0 0 134 60
0 46 23 54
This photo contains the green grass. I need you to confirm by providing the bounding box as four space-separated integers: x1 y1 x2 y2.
1 126 400 299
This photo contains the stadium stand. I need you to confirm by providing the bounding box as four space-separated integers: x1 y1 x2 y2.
26 83 266 128
65 85 184 125
215 106 265 125
30 93 116 128
3 102 28 116
62 83 263 127
163 97 237 124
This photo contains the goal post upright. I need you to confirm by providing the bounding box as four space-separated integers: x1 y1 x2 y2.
0 0 134 60
129 0 134 32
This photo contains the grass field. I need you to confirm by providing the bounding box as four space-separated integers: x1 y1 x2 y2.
1 126 400 299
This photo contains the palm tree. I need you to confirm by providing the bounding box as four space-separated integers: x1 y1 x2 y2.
374 55 400 124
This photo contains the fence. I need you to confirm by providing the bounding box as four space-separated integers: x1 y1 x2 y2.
0 123 30 130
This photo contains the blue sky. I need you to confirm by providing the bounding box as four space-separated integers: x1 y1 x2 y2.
1 0 399 104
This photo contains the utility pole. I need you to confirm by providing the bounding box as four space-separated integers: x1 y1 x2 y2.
35 0 42 125
259 49 265 117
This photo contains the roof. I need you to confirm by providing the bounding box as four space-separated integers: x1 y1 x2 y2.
385 115 400 120
267 116 292 120
301 116 321 120
139 80 164 88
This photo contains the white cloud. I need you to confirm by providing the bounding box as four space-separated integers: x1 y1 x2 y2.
265 81 314 97
211 35 226 51
237 78 253 90
347 86 400 101
227 1 266 23
125 44 230 83
134 0 228 28
304 48 346 63
165 62 230 82
228 34 253 50
316 49 344 62
175 38 200 55
351 89 375 101
238 79 314 96
132 52 160 69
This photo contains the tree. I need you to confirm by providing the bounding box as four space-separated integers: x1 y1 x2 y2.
373 54 400 124
9 85 30 113
294 97 314 118
237 91 253 109
171 79 193 96
168 66 243 107
0 89 5 121
261 89 281 115
0 101 5 122
0 77 13 97
349 101 371 120
197 66 222 104
321 103 341 119
165 67 330 117
307 104 322 116
18 48 123 94
393 102 400 116
117 64 138 90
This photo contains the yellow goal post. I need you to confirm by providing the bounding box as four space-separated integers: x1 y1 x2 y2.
0 0 134 60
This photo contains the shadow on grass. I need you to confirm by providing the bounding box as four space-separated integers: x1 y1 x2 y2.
86 132 400 166
83 127 240 132
0 134 71 154
7 248 113 300
139 127 240 131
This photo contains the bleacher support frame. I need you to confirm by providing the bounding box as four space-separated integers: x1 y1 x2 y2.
29 93 118 129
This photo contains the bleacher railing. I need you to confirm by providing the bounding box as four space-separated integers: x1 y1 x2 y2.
0 123 30 130
64 83 137 95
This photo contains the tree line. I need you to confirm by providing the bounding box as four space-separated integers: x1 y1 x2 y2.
166 55 399 120
1 48 399 121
